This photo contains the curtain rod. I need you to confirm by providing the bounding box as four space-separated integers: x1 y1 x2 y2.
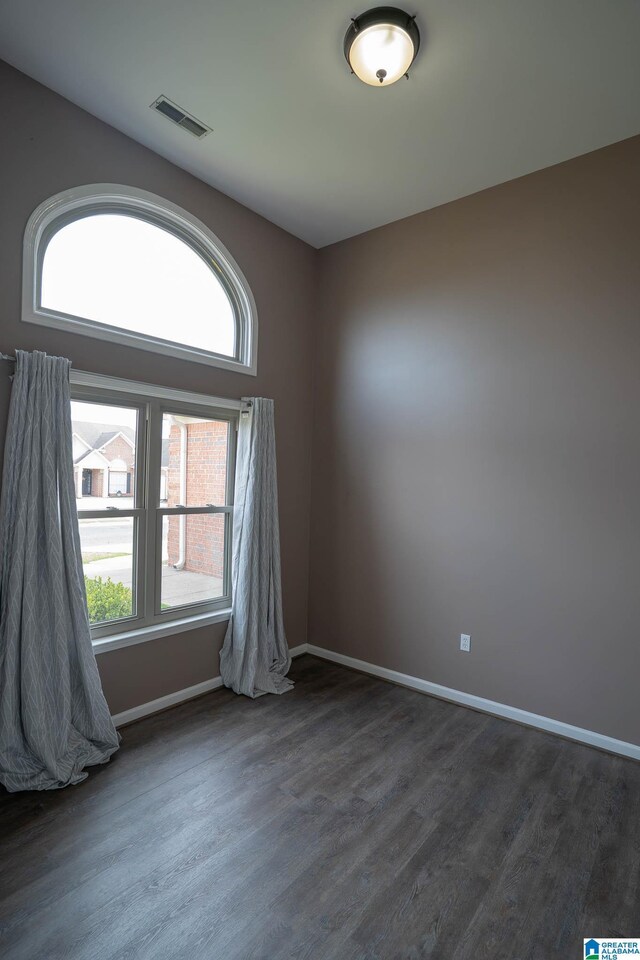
0 356 254 407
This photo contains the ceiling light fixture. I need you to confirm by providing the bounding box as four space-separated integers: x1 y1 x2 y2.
344 7 420 87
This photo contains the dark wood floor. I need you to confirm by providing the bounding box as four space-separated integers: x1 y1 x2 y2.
1 655 638 960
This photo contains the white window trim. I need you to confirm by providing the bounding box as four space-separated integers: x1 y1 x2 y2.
92 608 232 655
69 368 246 411
70 369 246 651
22 184 258 375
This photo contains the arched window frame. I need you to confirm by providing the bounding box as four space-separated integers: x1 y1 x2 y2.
22 184 258 375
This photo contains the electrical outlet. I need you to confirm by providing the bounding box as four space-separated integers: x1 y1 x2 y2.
460 634 471 652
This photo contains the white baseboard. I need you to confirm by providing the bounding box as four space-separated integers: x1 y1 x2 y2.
112 677 223 727
111 643 309 727
289 643 309 658
305 644 640 762
111 641 639 761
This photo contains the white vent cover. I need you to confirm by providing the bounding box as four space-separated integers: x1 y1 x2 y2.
150 96 212 139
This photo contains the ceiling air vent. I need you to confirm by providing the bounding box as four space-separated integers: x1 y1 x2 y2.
150 96 212 139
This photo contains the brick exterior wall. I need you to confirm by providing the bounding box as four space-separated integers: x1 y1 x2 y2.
166 420 228 578
103 435 135 468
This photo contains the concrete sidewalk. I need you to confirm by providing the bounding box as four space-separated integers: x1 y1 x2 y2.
83 555 223 607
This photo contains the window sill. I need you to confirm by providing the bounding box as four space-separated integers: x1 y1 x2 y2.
92 609 232 655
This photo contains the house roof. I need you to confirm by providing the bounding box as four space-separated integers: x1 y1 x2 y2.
74 422 135 449
73 423 170 468
73 422 135 463
75 449 110 469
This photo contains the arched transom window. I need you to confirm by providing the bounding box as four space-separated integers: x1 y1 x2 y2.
22 185 257 374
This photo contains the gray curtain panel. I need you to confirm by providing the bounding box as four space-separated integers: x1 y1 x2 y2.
220 398 293 698
0 350 119 792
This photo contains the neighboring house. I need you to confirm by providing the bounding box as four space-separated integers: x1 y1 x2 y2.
73 422 139 499
73 422 170 501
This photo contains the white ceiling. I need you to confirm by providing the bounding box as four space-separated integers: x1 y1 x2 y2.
1 0 639 247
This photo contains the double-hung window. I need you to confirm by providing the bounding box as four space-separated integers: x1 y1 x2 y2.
71 378 238 642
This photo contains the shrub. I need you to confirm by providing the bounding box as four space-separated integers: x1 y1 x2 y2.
84 575 132 624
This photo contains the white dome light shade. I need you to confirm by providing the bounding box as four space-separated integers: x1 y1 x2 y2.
349 23 414 86
344 7 420 87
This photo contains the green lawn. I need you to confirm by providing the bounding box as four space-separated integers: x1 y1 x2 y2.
82 551 129 564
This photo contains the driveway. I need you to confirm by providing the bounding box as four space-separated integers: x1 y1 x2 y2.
77 496 135 512
79 504 224 608
82 553 223 608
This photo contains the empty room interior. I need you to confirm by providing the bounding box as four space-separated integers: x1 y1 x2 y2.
0 2 639 958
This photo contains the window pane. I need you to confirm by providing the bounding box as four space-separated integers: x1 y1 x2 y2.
79 517 135 624
162 413 229 507
42 213 236 358
161 514 226 609
71 399 138 509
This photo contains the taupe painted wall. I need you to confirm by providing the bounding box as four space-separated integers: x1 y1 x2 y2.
2 59 639 744
0 60 316 715
310 135 640 745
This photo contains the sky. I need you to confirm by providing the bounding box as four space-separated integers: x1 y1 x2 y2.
42 213 236 357
71 400 137 430
70 403 218 437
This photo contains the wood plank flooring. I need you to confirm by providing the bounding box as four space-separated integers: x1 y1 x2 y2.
0 654 638 960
